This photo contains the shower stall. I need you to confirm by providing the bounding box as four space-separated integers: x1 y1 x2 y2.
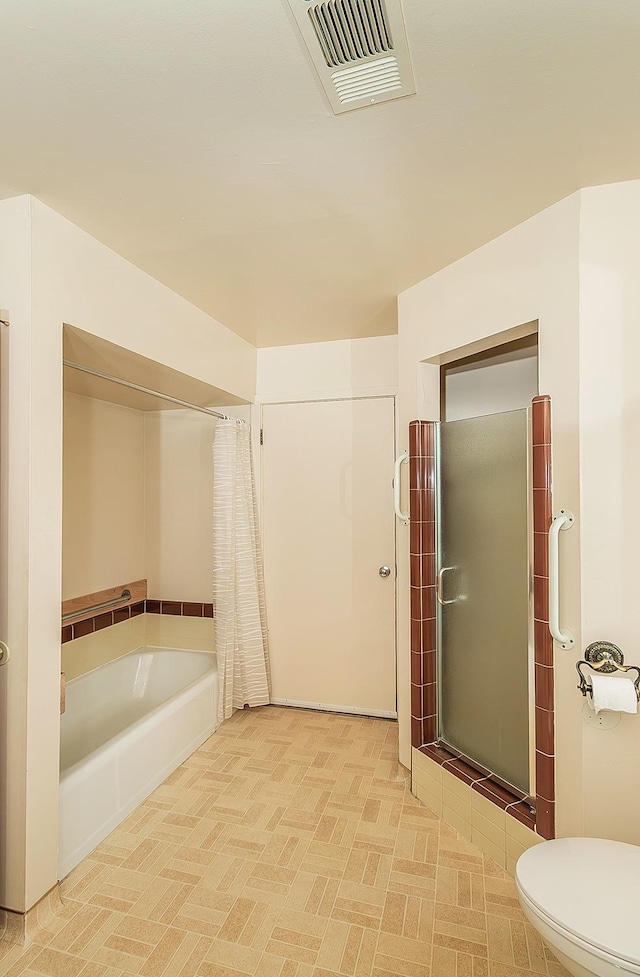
407 336 542 811
436 407 532 795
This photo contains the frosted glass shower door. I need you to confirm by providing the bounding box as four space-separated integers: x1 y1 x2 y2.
438 409 531 793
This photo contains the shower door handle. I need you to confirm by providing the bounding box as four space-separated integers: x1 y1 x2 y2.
437 567 456 605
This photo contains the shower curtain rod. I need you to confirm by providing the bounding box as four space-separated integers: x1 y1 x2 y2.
63 360 243 422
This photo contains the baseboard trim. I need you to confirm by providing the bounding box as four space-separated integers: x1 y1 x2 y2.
0 884 62 946
270 698 397 720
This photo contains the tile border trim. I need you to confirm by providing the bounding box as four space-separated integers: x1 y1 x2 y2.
418 742 535 831
61 599 214 643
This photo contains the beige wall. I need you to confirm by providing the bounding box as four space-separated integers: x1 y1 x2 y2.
256 335 398 403
144 409 217 603
34 205 256 405
0 196 33 914
577 182 640 843
63 396 251 608
0 195 256 912
397 192 583 836
63 393 145 600
144 405 250 602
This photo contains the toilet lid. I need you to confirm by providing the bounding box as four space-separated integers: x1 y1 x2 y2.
516 838 640 966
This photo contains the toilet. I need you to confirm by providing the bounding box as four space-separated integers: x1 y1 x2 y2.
515 838 640 977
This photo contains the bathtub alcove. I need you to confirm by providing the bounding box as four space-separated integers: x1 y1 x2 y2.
61 326 249 879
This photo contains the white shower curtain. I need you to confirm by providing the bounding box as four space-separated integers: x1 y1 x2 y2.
213 419 270 725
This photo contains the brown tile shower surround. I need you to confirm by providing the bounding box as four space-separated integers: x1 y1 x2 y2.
61 592 214 643
531 395 555 839
408 421 437 750
409 398 555 840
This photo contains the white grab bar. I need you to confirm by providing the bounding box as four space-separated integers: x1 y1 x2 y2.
548 509 574 650
393 450 409 524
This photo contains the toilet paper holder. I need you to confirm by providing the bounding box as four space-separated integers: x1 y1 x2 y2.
576 641 640 701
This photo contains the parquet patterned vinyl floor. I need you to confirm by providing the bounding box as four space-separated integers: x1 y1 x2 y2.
0 706 568 977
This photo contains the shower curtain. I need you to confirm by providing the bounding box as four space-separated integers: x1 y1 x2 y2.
213 419 271 725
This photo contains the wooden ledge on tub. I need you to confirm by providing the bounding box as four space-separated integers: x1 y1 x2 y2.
62 579 147 627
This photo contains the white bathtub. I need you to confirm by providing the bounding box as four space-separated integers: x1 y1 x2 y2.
58 646 218 879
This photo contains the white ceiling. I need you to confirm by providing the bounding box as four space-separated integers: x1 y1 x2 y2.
1 1 639 347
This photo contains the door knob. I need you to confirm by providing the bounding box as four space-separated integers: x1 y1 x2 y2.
379 566 391 578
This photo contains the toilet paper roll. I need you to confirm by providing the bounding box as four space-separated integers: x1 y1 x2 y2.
590 673 638 715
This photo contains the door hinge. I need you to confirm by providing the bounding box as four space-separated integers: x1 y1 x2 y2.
260 428 264 446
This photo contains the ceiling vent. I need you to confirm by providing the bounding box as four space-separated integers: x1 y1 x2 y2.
286 0 416 114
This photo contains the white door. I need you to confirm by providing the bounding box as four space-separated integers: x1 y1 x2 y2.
261 398 396 717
